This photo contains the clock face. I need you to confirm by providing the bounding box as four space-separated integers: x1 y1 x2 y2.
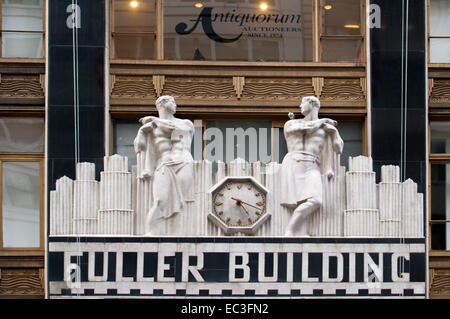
212 180 267 228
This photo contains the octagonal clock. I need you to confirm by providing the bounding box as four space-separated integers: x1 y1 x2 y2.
208 176 271 235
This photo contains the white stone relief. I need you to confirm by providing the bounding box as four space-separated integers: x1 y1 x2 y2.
49 95 424 238
280 96 344 236
134 95 194 236
49 155 423 238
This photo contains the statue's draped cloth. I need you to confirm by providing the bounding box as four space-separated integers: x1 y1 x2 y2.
134 126 194 220
279 151 322 207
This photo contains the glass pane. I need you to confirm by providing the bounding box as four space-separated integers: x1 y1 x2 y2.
321 0 361 36
430 38 450 63
164 0 313 62
430 0 450 37
113 120 141 170
205 120 272 165
274 127 288 163
0 117 44 153
338 121 362 168
430 163 450 250
114 0 156 59
1 32 43 58
1 0 43 32
114 34 155 60
2 161 40 248
430 122 450 154
431 223 448 250
321 38 362 62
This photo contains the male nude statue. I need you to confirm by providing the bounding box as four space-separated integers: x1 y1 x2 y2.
280 96 344 236
134 95 194 235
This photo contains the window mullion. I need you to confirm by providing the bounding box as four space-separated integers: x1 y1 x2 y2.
156 0 163 60
313 0 321 62
0 160 3 249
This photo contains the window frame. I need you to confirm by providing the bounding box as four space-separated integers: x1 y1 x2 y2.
317 0 365 63
110 0 366 63
111 115 367 165
427 0 450 65
0 153 44 255
0 0 46 60
429 119 450 253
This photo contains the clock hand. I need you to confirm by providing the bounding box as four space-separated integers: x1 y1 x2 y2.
239 203 249 215
239 200 263 211
231 197 249 215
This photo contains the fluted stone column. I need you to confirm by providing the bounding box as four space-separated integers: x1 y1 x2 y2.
50 176 73 235
98 155 133 235
344 156 380 236
73 163 99 235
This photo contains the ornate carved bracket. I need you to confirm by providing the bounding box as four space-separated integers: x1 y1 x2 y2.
360 78 367 98
233 76 245 99
312 77 324 97
429 78 434 98
153 75 165 97
110 74 116 94
39 74 45 92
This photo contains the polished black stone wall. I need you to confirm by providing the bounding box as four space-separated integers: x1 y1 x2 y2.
47 0 105 191
370 0 426 194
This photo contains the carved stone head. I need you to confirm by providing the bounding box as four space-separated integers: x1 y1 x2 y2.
156 95 177 115
300 96 320 116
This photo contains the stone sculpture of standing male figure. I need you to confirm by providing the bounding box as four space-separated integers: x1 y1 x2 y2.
280 96 344 236
134 95 194 236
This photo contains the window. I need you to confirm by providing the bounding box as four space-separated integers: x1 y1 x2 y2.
430 121 450 250
1 0 44 58
320 0 363 62
0 117 44 251
112 0 156 59
113 118 363 171
111 0 364 62
429 0 450 63
164 0 313 62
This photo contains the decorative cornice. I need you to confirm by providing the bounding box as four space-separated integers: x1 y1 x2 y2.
0 74 44 99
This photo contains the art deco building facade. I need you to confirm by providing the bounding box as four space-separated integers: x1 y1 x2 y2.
0 0 448 298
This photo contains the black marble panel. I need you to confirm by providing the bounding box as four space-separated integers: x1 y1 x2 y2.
48 0 105 47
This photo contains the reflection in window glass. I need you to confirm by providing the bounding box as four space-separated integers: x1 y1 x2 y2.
430 122 450 154
321 38 362 62
164 0 313 62
430 0 450 63
114 0 156 59
430 39 450 63
1 0 44 58
2 161 40 248
205 120 272 165
430 0 450 37
431 163 450 250
113 120 141 170
321 0 361 36
0 117 44 153
338 121 362 168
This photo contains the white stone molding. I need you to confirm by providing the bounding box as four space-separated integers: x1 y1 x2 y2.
50 155 424 238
